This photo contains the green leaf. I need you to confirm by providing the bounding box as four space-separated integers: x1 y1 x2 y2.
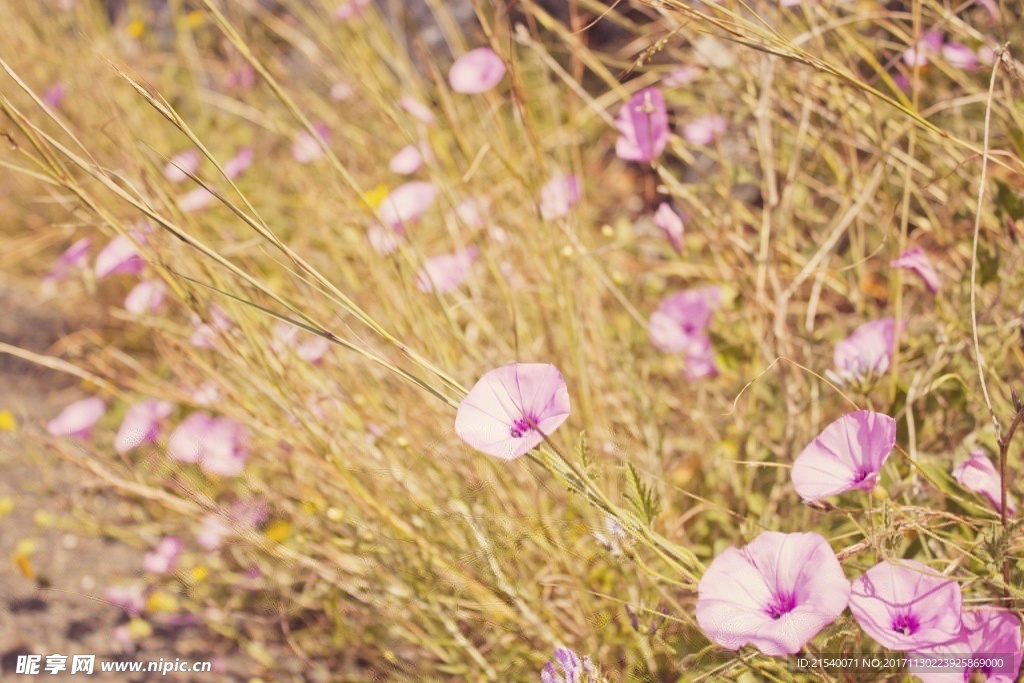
625 462 662 527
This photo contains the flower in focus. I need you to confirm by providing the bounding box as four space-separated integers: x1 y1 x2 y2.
168 413 249 477
827 317 895 386
455 363 571 460
142 536 183 574
912 608 1022 683
615 87 670 164
791 410 897 502
953 449 1015 514
104 584 146 617
124 279 166 315
399 95 436 125
541 647 598 683
379 181 437 227
47 397 106 438
292 123 331 164
389 144 424 175
163 150 200 183
849 560 962 651
46 237 91 281
696 531 850 655
448 47 506 94
653 202 685 253
95 232 146 279
416 247 479 293
891 247 939 293
115 399 174 453
682 115 727 146
539 175 580 221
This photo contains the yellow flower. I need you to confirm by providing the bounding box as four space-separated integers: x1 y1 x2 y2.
145 591 179 613
127 19 146 38
264 519 291 543
364 184 389 208
0 410 17 431
190 565 209 583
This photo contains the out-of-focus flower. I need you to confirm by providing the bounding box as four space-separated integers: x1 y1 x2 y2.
791 410 897 502
46 237 91 281
379 181 437 227
104 584 146 617
416 247 479 293
653 202 685 253
47 397 106 438
541 647 598 683
455 363 571 460
124 279 166 315
941 42 980 71
292 123 331 164
451 197 488 229
224 64 256 91
271 322 330 364
696 531 850 655
615 87 670 164
903 30 944 68
191 382 220 406
196 500 267 550
827 318 895 386
539 175 580 221
448 47 506 94
330 81 353 101
953 449 1015 514
367 223 403 255
912 609 1022 683
189 305 232 349
95 232 146 279
389 144 424 175
849 560 962 651
334 0 371 21
662 65 702 87
682 115 727 146
168 412 249 477
648 287 722 377
399 95 436 125
44 83 66 108
891 247 939 293
163 150 200 183
178 187 214 213
142 537 183 574
224 146 254 179
115 399 174 453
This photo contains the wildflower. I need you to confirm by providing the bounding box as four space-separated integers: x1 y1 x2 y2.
379 181 437 227
696 531 850 656
115 399 174 453
43 83 66 107
168 413 249 477
179 187 214 213
826 318 895 386
47 397 106 438
912 609 1022 683
271 322 330 364
662 65 702 87
399 95 436 125
791 410 897 502
124 279 166 315
455 363 571 460
163 150 200 183
942 42 980 71
653 202 685 253
196 500 267 550
104 584 146 617
142 537 183 574
329 81 353 101
223 146 254 179
891 247 939 293
416 247 479 293
334 0 371 21
367 223 403 255
953 449 1015 514
448 47 506 94
615 87 670 164
224 64 256 91
46 237 91 281
682 115 727 146
292 123 331 164
388 144 424 175
683 333 719 380
541 647 597 683
539 175 580 221
95 232 145 279
648 287 721 379
903 30 944 68
191 382 220 406
849 560 962 651
189 305 232 349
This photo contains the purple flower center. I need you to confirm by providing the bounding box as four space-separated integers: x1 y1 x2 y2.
852 467 873 485
766 592 797 620
891 612 919 636
510 414 538 439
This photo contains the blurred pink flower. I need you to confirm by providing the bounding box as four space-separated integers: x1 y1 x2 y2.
191 382 220 406
379 181 437 227
912 609 1022 683
542 647 597 683
978 44 996 65
615 87 670 164
942 42 980 71
46 237 91 281
197 500 267 550
696 531 850 655
334 0 371 21
189 305 232 349
124 279 166 315
648 286 721 354
95 233 145 279
179 187 214 213
224 146 254 179
224 64 256 91
104 584 146 617
827 317 895 386
791 410 896 502
849 560 962 651
891 247 939 293
168 412 249 477
448 47 506 94
330 81 353 101
416 247 479 293
272 322 330 364
115 399 174 453
953 449 1015 514
662 66 702 88
163 150 200 183
683 115 727 146
684 333 719 380
44 83 66 107
47 397 106 438
389 144 424 175
653 202 685 253
539 175 580 221
399 96 436 125
143 536 183 574
904 31 944 68
455 363 571 460
450 197 488 228
292 124 330 164
367 223 403 255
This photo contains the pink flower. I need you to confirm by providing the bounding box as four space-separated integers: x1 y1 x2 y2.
189 305 232 349
791 410 896 502
904 31 944 68
179 187 215 212
168 413 249 477
542 648 597 683
191 382 220 406
292 124 330 164
849 560 962 651
450 197 488 228
942 42 980 71
648 286 721 354
912 609 1022 683
196 500 267 550
696 531 850 656
95 233 145 279
367 223 403 255
379 181 437 227
953 449 1015 514
892 247 940 293
124 279 166 315
163 150 200 183
224 147 254 179
46 237 91 281
399 96 436 125
44 83 66 108
272 322 330 364
416 247 479 293
47 397 106 438
454 363 571 460
827 317 895 386
653 202 685 253
104 584 146 617
539 175 580 221
142 536 183 574
448 48 506 94
329 81 353 101
684 333 719 380
224 65 256 91
615 88 669 164
334 0 371 21
662 66 702 88
389 144 424 175
115 399 174 453
683 115 727 146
